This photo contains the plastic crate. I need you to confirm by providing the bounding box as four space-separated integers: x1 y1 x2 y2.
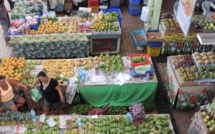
146 45 161 57
91 7 99 13
147 30 162 47
128 4 141 16
93 30 107 35
8 27 22 36
25 18 41 30
110 0 120 8
131 29 147 47
130 54 151 67
55 4 64 11
130 0 140 4
88 0 99 7
108 8 122 27
129 0 142 10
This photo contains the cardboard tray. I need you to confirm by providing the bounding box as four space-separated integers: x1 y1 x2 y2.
145 32 164 42
174 69 195 87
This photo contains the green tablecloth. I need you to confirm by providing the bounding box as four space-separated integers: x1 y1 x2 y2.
78 82 158 107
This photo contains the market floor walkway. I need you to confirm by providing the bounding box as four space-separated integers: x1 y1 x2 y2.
0 0 13 58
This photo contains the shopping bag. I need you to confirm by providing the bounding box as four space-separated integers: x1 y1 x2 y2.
140 6 149 22
130 103 145 125
31 86 42 103
66 78 78 104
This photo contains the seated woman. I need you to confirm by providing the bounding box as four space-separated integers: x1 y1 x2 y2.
31 71 64 115
0 75 28 112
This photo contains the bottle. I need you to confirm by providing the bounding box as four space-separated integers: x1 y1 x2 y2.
126 112 134 124
30 109 36 125
82 69 86 82
77 115 82 132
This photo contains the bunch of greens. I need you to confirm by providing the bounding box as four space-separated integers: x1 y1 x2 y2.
68 104 94 115
142 100 155 112
107 106 128 115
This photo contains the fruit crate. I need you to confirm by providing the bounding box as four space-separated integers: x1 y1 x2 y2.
110 0 121 8
88 0 99 7
207 52 215 65
192 53 213 67
55 4 64 11
194 67 210 85
146 45 161 57
129 54 151 67
160 19 176 34
108 8 122 27
129 0 142 10
128 4 141 16
130 0 140 4
91 7 99 13
107 21 121 35
147 30 162 47
131 29 147 47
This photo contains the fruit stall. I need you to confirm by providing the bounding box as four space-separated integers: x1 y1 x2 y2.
187 99 215 134
0 111 175 134
159 16 215 56
0 53 157 109
9 1 122 58
165 52 215 110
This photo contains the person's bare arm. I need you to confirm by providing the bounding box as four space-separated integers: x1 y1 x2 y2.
7 79 28 91
55 85 64 103
0 90 2 112
30 78 40 89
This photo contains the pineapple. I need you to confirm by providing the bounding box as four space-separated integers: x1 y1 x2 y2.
5 117 12 125
16 117 22 125
11 116 17 125
21 114 27 125
5 111 11 116
1 117 6 126
79 13 84 22
27 115 33 124
88 13 92 22
83 12 88 22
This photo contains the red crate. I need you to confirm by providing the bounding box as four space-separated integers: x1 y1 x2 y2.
88 0 99 7
130 54 151 67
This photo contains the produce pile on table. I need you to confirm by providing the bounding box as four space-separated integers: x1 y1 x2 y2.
0 111 32 126
0 57 25 81
193 52 215 65
11 0 42 20
64 115 173 134
132 56 147 63
25 115 60 134
200 99 215 132
162 18 176 28
99 54 124 71
164 33 198 42
170 55 194 69
23 60 42 84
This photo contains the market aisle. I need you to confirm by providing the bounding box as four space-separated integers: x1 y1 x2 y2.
0 0 13 58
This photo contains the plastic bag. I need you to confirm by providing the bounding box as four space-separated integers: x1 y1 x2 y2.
66 78 78 104
140 6 149 22
31 86 42 103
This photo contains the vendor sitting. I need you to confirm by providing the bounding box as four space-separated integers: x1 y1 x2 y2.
0 75 28 112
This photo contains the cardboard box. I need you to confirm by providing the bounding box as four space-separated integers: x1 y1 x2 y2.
64 2 73 10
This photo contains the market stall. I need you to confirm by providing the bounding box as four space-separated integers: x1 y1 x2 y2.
0 112 175 134
0 53 157 109
165 53 215 110
158 16 215 56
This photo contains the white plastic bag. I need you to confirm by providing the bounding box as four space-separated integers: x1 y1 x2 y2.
31 86 42 103
66 78 78 104
140 6 149 22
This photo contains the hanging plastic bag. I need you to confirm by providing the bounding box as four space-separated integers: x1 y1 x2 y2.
140 6 149 22
66 78 78 104
31 86 42 103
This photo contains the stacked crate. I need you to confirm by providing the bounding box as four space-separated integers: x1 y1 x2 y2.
88 0 99 13
128 0 142 16
144 0 162 31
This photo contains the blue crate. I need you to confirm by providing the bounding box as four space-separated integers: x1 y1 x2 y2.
25 18 41 30
147 30 162 47
131 29 147 46
108 8 122 27
8 27 22 36
130 0 140 4
55 4 64 11
128 4 141 16
129 0 141 10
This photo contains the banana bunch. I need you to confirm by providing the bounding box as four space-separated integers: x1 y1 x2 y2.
25 63 35 70
23 78 35 84
26 60 42 65
24 68 30 74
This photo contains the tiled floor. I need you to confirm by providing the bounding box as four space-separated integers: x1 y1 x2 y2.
0 0 198 133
